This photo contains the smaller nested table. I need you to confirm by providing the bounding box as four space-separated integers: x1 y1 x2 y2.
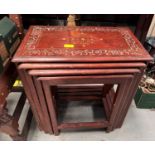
12 26 152 135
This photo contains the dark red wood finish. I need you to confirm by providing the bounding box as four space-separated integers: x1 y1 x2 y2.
12 26 152 135
13 26 152 63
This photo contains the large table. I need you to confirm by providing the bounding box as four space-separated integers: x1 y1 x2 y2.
12 26 152 135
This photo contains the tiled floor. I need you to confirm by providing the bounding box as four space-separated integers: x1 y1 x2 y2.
0 92 155 141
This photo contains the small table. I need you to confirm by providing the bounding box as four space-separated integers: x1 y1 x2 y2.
12 26 152 135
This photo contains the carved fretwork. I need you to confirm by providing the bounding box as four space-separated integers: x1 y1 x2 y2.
9 14 24 38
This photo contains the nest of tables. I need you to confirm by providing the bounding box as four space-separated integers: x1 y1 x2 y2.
12 26 152 135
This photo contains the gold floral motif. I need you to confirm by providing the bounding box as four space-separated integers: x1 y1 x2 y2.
22 26 145 57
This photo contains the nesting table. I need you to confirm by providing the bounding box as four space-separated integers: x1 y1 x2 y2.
12 26 152 135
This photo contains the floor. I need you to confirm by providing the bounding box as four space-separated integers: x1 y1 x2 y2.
0 92 155 141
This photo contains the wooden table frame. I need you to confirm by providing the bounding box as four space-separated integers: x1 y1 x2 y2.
114 70 145 129
37 75 133 135
16 62 145 135
27 68 140 134
12 26 153 137
17 69 52 133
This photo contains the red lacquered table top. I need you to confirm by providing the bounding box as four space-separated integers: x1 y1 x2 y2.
12 26 153 63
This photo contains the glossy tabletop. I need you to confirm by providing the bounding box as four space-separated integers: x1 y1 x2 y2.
12 26 153 63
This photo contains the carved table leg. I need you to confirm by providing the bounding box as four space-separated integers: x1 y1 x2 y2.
0 109 20 140
0 92 33 141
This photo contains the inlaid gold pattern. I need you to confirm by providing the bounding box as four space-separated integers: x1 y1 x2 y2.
18 26 147 57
